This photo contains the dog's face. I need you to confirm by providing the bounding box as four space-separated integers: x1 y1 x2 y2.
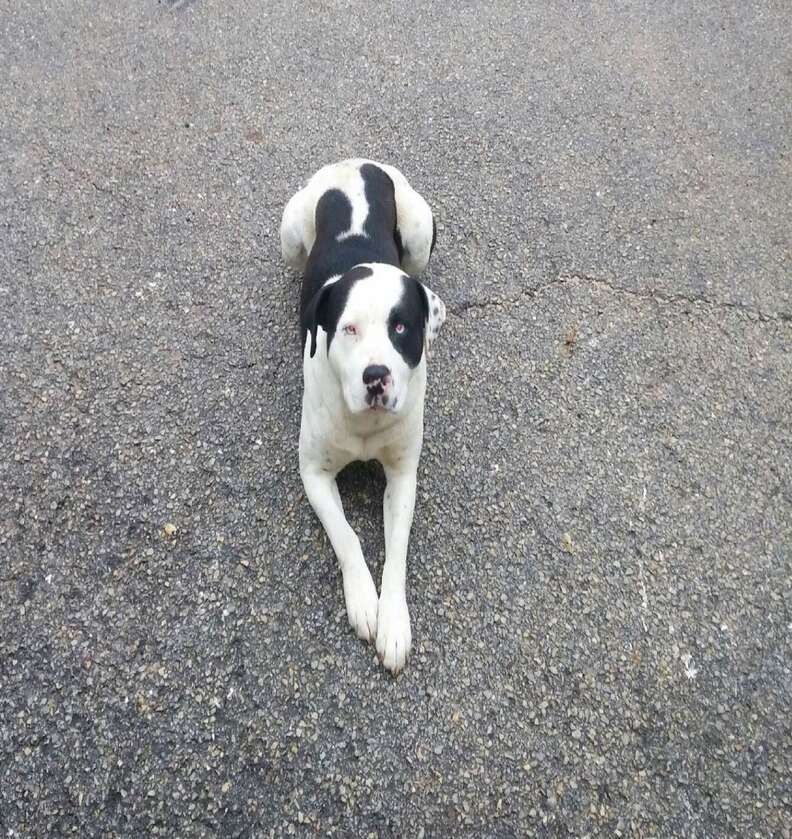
305 263 446 415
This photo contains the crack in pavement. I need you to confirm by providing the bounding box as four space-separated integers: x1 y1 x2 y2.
448 273 792 324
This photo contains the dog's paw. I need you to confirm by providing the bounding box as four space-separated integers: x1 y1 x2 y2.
376 593 412 674
342 564 379 642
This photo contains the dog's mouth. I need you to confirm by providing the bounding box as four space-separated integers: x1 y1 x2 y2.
364 388 396 412
366 396 388 411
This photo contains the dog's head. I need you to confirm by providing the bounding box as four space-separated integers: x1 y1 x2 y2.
303 263 446 415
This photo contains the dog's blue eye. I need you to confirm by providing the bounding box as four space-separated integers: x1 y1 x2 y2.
394 322 406 334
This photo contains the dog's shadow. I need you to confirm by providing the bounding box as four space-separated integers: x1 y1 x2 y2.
336 461 387 574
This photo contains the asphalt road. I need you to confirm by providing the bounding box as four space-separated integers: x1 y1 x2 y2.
2 1 790 836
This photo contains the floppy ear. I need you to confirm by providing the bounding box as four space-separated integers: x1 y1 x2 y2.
301 284 333 358
417 281 446 356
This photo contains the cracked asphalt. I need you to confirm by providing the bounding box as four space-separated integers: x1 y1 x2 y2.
2 1 791 836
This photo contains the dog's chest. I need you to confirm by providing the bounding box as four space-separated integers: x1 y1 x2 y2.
300 392 418 472
318 418 407 469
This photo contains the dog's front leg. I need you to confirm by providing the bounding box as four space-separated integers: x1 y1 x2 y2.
300 467 379 642
377 464 418 673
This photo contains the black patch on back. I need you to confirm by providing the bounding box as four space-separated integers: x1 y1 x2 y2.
301 265 373 357
299 163 405 353
387 275 429 368
359 163 400 246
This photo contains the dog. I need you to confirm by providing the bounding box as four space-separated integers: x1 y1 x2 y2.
280 159 446 673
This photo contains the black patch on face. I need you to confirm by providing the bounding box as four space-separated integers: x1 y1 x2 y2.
301 265 373 357
387 275 429 368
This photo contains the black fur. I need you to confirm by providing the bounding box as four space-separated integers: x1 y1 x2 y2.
302 265 373 358
388 275 429 368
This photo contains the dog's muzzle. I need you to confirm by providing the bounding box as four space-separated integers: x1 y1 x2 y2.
363 364 391 408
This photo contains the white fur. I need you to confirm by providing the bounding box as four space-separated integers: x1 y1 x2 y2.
335 167 369 242
283 161 444 675
299 316 426 672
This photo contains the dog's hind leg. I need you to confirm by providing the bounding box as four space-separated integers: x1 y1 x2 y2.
280 187 313 272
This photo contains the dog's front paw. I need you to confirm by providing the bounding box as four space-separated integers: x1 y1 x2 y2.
376 593 412 674
342 564 379 642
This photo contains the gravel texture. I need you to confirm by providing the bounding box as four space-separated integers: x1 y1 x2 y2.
2 1 791 836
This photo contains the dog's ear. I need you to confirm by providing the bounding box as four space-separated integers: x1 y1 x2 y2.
417 281 446 356
302 283 334 358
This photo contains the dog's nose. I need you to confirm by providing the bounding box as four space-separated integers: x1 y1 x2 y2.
362 364 391 386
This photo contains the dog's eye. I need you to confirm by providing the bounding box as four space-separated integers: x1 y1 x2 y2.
343 324 357 336
394 322 406 334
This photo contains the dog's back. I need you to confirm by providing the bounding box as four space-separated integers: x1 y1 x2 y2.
299 162 402 322
281 157 436 284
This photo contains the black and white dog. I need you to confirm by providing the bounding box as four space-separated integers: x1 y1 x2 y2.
280 159 445 673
